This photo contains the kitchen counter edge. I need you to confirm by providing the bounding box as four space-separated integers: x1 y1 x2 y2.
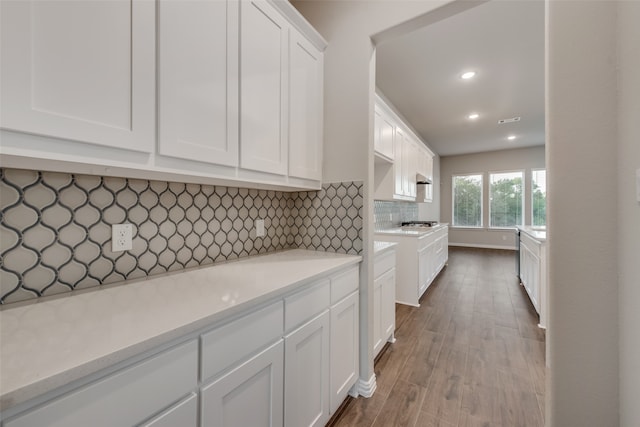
0 249 361 412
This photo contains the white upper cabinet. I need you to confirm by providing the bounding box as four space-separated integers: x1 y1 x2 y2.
240 0 289 176
403 139 418 198
0 0 155 152
157 0 239 167
393 128 405 197
374 107 394 161
0 0 326 191
374 94 435 202
288 30 323 181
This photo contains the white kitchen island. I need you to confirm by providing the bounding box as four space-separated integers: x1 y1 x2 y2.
518 226 548 329
375 224 448 307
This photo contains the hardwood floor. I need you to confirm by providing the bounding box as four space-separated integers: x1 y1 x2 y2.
329 247 545 427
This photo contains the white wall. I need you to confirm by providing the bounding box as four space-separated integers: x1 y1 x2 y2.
546 1 619 425
293 0 449 391
440 146 545 249
617 1 640 425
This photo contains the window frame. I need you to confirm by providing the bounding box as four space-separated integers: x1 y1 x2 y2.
531 168 547 228
488 169 525 229
451 172 484 229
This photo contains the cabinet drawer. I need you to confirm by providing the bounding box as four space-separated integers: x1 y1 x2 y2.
285 279 330 332
5 340 198 427
374 251 395 278
520 234 542 256
418 233 435 250
201 300 284 382
141 392 197 427
330 267 359 305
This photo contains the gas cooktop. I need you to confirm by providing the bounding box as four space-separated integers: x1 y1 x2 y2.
401 221 439 229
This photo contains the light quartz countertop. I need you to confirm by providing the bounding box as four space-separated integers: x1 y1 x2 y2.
373 241 398 254
518 226 547 242
0 249 361 411
375 223 448 237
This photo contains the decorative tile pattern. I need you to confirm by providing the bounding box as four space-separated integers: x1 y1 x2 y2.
0 169 363 305
290 182 363 255
373 200 418 230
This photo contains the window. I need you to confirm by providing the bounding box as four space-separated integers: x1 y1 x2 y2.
452 174 483 227
532 169 547 227
489 171 523 227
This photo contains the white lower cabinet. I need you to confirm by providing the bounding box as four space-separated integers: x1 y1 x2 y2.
518 230 547 328
2 265 360 427
4 341 198 427
373 248 396 357
373 268 396 356
330 291 359 413
380 271 396 344
285 311 331 427
201 340 284 427
417 243 432 297
376 226 448 307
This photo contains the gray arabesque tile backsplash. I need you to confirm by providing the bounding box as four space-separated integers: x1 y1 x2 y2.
0 168 363 305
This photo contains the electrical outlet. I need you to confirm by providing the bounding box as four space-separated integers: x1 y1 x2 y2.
256 219 265 237
112 223 133 252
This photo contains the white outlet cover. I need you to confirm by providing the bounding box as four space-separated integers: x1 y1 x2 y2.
255 219 265 237
112 224 133 252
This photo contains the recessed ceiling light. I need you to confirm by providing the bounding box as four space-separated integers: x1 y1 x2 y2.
461 71 476 80
508 135 517 140
468 113 479 120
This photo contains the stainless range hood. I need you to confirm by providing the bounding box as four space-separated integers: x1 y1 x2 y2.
416 173 432 185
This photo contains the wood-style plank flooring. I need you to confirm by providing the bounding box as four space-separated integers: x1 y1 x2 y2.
329 247 545 427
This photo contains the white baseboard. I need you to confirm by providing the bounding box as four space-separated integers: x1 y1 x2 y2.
349 373 377 398
448 243 516 251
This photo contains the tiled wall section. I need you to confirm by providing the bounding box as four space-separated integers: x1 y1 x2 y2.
290 183 363 254
373 200 418 230
0 168 363 304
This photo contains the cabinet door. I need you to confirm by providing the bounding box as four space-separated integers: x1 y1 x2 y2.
372 277 383 355
375 109 395 160
330 292 359 414
423 153 434 202
0 0 154 152
381 269 396 341
289 30 323 180
418 246 429 297
158 0 239 167
201 340 284 427
285 311 330 427
520 242 540 313
141 393 197 427
529 248 540 312
404 140 417 198
394 128 405 196
240 0 288 175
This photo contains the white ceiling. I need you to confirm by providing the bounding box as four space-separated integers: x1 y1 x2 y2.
375 0 545 157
